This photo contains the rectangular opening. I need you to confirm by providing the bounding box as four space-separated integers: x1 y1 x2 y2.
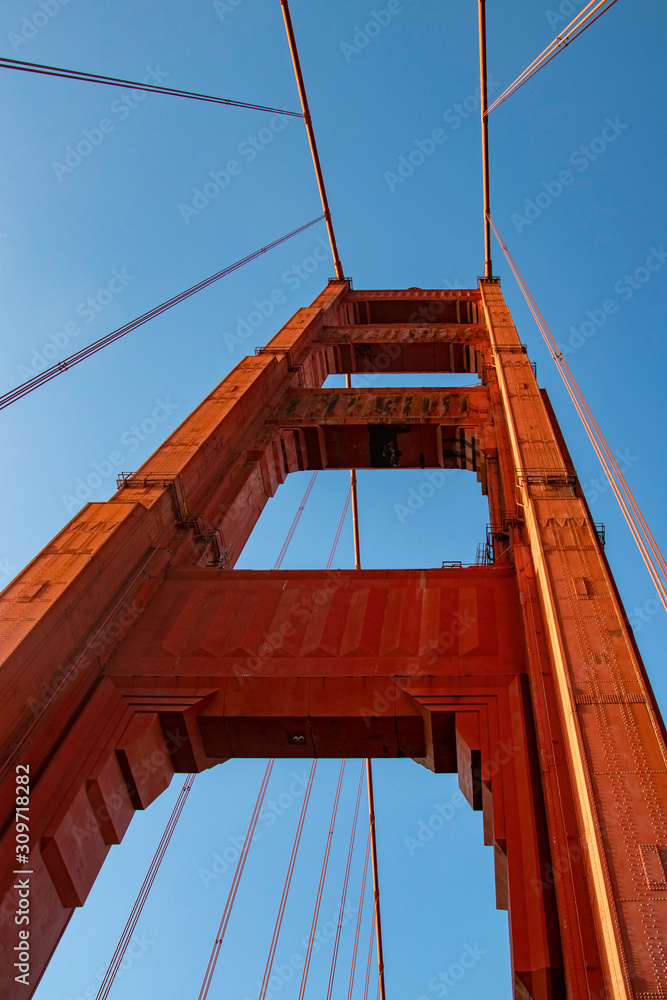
235 468 490 571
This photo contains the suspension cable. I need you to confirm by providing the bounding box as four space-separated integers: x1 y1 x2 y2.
347 831 372 1000
0 216 324 411
488 216 667 611
478 0 493 278
325 763 366 1000
296 760 347 1000
326 487 352 570
94 774 195 1000
486 0 620 115
274 472 319 569
345 374 362 569
197 760 275 1000
489 217 667 604
489 218 667 604
280 0 345 280
257 760 318 1000
0 55 302 117
362 910 377 1000
366 760 387 1000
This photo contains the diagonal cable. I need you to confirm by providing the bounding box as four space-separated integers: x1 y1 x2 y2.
326 486 352 570
297 760 347 1000
96 774 195 1000
197 760 275 1000
274 472 319 569
486 0 621 115
489 215 667 612
0 216 324 411
325 762 365 1000
257 761 318 1000
0 56 303 117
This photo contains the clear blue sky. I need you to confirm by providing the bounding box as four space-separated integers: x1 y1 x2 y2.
1 1 666 998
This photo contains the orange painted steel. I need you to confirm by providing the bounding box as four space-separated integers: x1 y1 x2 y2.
280 0 344 281
365 759 386 1000
1 281 667 999
478 0 493 278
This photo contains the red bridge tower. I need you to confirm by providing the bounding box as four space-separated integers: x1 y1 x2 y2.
1 279 666 999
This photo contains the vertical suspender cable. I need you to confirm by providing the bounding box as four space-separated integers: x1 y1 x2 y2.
325 762 366 1000
280 0 345 280
297 760 347 1000
347 831 372 1000
366 759 387 1000
197 760 275 1000
95 774 195 1000
362 911 377 1000
326 486 352 570
478 0 493 279
274 471 319 569
258 761 318 1000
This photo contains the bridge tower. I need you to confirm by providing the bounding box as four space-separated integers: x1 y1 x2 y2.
1 278 666 1000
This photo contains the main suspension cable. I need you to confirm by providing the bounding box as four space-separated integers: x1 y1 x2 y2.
197 760 275 1000
257 761 318 1000
280 0 345 280
0 55 303 117
274 471 319 569
325 762 366 1000
486 0 620 115
0 216 324 411
489 216 667 611
95 774 195 1000
297 760 347 1000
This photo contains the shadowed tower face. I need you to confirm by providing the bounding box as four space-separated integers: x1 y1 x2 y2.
1 279 666 1000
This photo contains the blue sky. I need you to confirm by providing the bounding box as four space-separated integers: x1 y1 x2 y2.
1 0 666 997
